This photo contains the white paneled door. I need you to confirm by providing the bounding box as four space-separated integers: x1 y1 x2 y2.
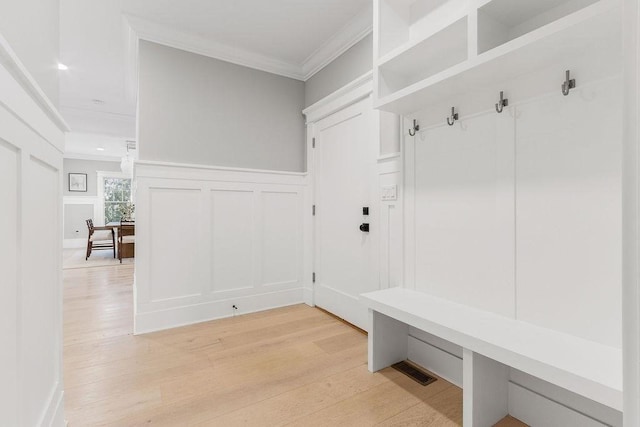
313 96 378 331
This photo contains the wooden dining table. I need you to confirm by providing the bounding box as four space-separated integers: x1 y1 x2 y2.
107 222 135 259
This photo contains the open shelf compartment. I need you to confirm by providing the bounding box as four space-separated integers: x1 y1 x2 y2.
378 17 468 98
377 0 470 59
375 0 619 115
477 0 600 54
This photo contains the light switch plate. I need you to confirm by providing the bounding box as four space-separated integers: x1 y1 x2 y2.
381 185 397 201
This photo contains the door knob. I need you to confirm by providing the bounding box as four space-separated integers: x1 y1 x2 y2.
359 223 370 232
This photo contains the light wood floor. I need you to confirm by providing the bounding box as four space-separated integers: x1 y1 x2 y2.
63 264 524 426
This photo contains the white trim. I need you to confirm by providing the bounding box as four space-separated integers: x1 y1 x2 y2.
63 152 122 162
63 195 102 204
509 382 609 427
39 384 65 427
135 289 304 335
303 71 373 123
125 14 304 81
302 5 373 80
623 0 640 424
123 15 139 106
135 159 307 177
377 152 401 162
0 32 69 133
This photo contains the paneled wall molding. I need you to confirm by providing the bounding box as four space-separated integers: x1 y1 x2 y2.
0 47 65 426
63 196 102 248
135 162 310 334
303 71 373 124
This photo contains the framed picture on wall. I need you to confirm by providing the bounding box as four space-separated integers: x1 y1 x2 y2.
69 173 87 192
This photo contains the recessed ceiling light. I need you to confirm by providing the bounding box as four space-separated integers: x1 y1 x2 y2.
92 99 105 105
57 63 68 70
96 147 105 151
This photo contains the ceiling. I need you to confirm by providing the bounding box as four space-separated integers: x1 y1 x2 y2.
59 0 372 158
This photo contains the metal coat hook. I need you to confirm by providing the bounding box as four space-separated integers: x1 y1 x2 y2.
446 107 459 126
495 91 508 113
561 70 576 96
408 119 420 136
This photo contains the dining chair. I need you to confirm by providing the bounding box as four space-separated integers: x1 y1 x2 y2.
118 220 135 263
85 219 116 260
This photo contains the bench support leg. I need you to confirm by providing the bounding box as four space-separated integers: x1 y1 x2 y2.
463 349 509 427
368 309 408 372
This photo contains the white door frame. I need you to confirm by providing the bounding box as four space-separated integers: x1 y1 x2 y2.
302 72 375 310
623 0 640 424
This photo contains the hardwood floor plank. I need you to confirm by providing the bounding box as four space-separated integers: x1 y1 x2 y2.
284 372 454 426
64 264 464 426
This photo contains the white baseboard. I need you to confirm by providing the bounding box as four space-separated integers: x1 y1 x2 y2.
406 335 619 426
509 382 608 427
40 385 64 427
407 335 463 388
134 288 305 334
63 238 86 249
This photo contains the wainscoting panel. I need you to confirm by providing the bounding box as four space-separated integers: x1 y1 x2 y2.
210 189 255 293
261 190 301 287
0 39 67 426
149 187 203 302
135 162 309 334
0 139 19 427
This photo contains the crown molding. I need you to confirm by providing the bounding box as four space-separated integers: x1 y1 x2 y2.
124 6 372 83
124 14 306 80
301 5 373 81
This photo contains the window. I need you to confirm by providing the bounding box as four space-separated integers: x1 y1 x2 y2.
103 177 132 223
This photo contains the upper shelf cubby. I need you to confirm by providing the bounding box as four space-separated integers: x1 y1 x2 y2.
477 0 600 53
377 0 471 60
373 0 621 115
378 17 467 98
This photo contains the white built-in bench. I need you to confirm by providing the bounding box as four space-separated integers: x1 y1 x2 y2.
361 288 622 426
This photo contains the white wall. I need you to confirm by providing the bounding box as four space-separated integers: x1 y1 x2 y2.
138 41 305 172
62 158 120 246
398 72 622 424
0 30 67 427
406 75 622 348
134 162 311 333
0 0 60 105
63 158 121 196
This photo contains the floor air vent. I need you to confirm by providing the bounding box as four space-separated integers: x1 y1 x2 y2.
392 361 437 386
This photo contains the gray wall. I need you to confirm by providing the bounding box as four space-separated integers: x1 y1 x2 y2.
63 158 121 241
304 33 373 108
64 204 93 240
63 158 121 196
0 0 60 105
138 41 306 172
